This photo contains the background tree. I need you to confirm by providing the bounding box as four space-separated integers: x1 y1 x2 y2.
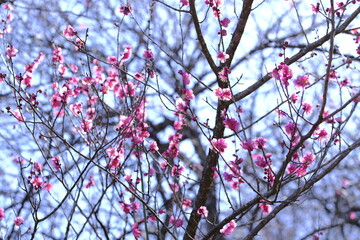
0 0 359 239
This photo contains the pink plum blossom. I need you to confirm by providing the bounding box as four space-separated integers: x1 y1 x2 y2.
224 117 240 131
69 102 83 117
180 0 189 7
51 156 61 170
291 93 299 103
52 47 64 63
0 208 4 221
175 98 187 112
84 176 95 188
30 176 43 190
272 63 292 87
311 3 320 14
81 119 93 133
302 152 315 165
34 161 43 173
219 29 227 36
197 206 208 218
183 89 195 100
211 138 227 153
182 198 192 208
169 216 183 228
254 137 267 149
220 18 230 27
314 128 328 141
3 4 14 11
171 165 185 177
6 45 18 58
178 70 191 85
285 121 297 136
119 4 133 15
214 87 232 101
302 102 313 114
254 155 267 168
241 140 255 151
220 220 236 236
294 75 310 90
121 45 132 63
217 51 229 63
259 201 272 214
14 216 24 226
132 222 141 239
339 77 351 87
149 141 158 153
44 183 53 191
63 25 76 39
218 67 231 82
143 49 154 60
13 109 25 122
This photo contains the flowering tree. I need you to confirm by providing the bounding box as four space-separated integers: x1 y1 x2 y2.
0 0 359 239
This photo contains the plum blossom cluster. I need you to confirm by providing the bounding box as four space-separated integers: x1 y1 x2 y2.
6 45 17 59
240 137 268 152
0 209 24 228
161 72 195 164
211 138 227 153
287 152 316 177
218 66 231 82
205 0 224 17
272 62 293 87
238 137 275 185
223 157 244 189
49 43 146 138
119 199 140 214
20 52 45 87
169 215 184 228
0 4 14 38
27 161 55 191
214 87 232 101
219 17 230 36
178 70 195 100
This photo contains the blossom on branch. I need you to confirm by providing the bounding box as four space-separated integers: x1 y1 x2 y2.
211 138 227 153
294 75 311 90
143 49 154 61
63 25 76 39
180 0 189 7
214 87 232 101
6 45 18 59
272 63 292 87
259 201 272 214
217 51 229 63
14 216 24 226
119 4 133 15
220 220 236 236
197 206 208 218
132 222 141 239
224 117 240 132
